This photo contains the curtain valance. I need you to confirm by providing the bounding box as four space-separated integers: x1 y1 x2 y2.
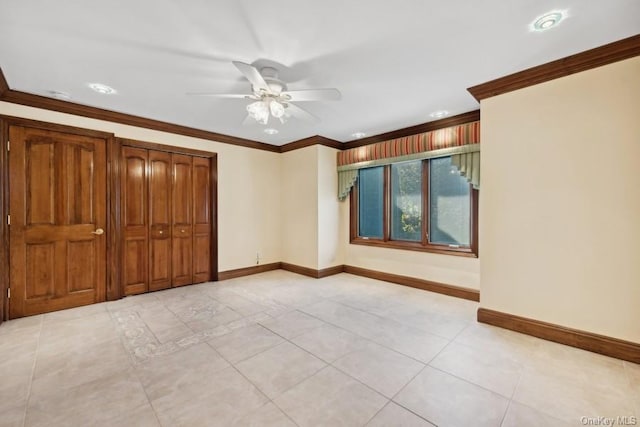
337 121 480 200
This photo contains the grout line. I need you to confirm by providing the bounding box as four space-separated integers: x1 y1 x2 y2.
22 315 44 427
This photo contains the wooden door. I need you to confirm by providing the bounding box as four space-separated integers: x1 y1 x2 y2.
148 150 172 291
192 157 212 283
122 146 148 295
171 154 193 287
9 126 106 318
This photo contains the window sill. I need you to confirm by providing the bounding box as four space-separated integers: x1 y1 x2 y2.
350 238 478 258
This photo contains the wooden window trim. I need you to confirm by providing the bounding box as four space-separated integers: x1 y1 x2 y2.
350 161 479 258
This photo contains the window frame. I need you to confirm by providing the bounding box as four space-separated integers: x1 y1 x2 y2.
349 159 479 258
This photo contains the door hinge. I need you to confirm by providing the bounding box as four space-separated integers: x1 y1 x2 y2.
7 288 10 299
6 140 9 151
6 215 10 226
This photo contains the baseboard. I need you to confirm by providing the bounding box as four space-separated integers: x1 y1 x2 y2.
218 262 479 303
217 262 282 281
477 308 640 364
280 262 345 279
343 265 480 302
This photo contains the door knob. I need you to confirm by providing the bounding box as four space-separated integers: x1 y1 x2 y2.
91 228 104 235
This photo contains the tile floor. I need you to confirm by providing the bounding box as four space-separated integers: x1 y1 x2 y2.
0 270 638 427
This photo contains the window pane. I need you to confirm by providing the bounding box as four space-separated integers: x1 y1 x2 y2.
358 167 384 238
391 161 422 241
429 157 471 246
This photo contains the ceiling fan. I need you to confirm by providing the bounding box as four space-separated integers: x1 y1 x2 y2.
188 61 341 125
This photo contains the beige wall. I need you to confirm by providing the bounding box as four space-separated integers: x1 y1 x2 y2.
280 145 319 269
480 57 640 343
0 102 283 272
317 145 344 269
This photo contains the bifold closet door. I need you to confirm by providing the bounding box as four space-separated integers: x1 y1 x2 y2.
171 154 193 287
192 157 212 283
148 150 172 291
122 147 148 296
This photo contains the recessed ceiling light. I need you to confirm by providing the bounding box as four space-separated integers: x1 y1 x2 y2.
351 132 366 139
263 128 278 135
88 83 116 94
49 90 71 100
430 110 449 118
531 11 566 32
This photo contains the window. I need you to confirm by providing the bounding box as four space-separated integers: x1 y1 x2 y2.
351 157 478 257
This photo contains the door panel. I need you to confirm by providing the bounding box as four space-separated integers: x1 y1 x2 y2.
122 147 148 295
192 157 211 283
149 150 172 291
9 126 107 318
171 154 192 287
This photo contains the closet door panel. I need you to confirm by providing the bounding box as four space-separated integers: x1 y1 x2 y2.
192 157 211 283
122 147 148 295
148 150 172 291
171 154 193 287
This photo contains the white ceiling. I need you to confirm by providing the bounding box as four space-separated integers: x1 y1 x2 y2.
1 1 639 146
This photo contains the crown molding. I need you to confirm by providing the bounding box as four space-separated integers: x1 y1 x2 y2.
342 110 481 150
468 34 640 102
0 83 280 153
0 68 9 97
279 135 343 153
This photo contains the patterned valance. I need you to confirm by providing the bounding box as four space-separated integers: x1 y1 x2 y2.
337 121 480 200
338 121 480 168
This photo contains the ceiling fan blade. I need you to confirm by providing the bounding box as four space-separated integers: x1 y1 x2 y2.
241 114 258 126
286 103 320 123
232 61 271 93
186 93 251 98
280 88 341 102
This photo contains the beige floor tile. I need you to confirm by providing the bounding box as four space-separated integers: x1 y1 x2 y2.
0 315 42 338
104 403 161 427
0 404 26 427
0 349 36 411
0 271 635 426
231 402 296 427
291 323 369 362
274 366 388 427
376 304 471 339
624 362 640 416
208 324 284 363
38 312 119 352
42 302 107 322
394 366 509 427
207 291 268 316
26 369 149 427
185 307 243 332
513 368 637 425
303 300 449 363
527 339 631 394
150 366 268 427
259 310 326 339
236 341 326 398
366 402 435 427
32 337 130 393
454 322 542 364
501 401 572 427
136 343 230 401
429 342 523 398
333 341 425 398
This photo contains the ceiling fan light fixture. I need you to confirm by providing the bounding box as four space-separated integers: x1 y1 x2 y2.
269 99 286 118
247 100 270 124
